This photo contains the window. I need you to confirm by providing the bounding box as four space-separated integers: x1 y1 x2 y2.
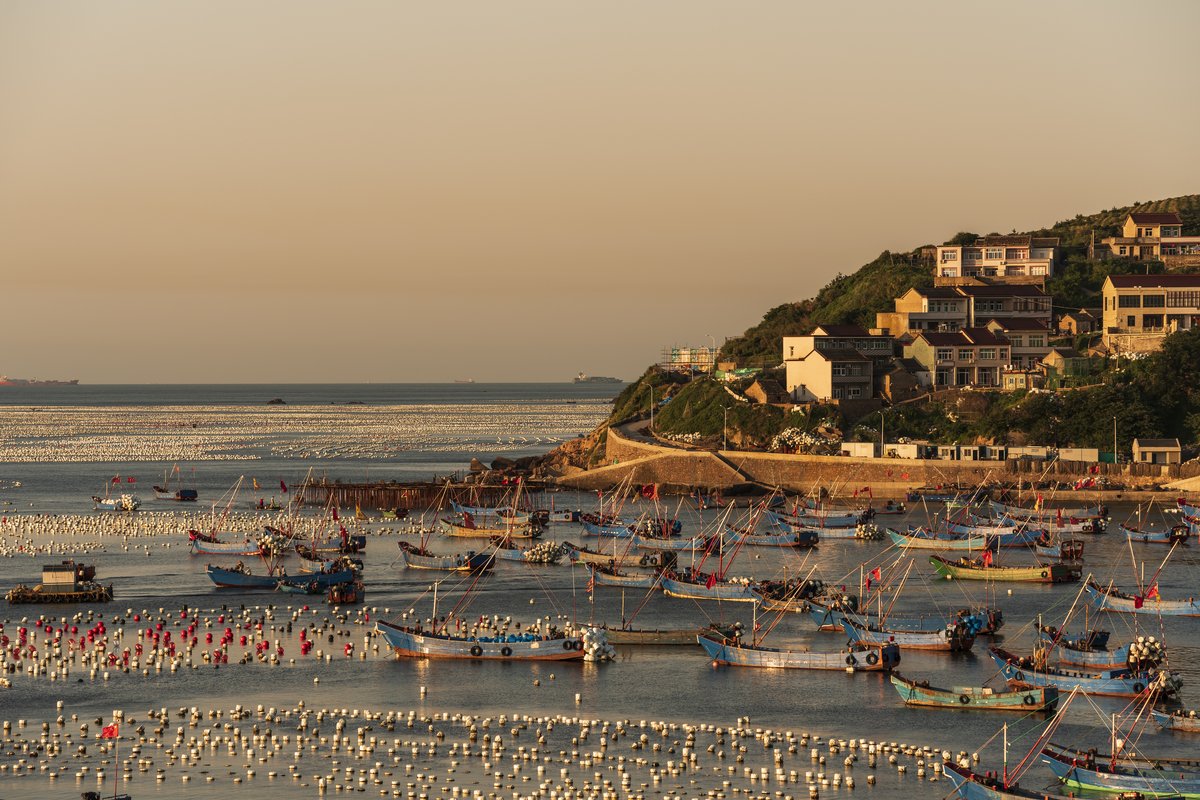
1143 314 1164 329
979 348 997 360
832 387 845 400
958 349 972 360
1127 315 1136 327
849 365 865 377
941 250 958 262
847 387 862 399
1118 295 1141 308
998 348 1008 360
935 348 953 361
985 248 1003 260
963 249 981 261
1031 266 1047 276
1028 336 1044 348
1008 336 1023 347
955 368 970 385
1168 290 1200 308
935 370 949 386
1143 294 1165 308
976 300 1003 314
832 364 848 377
788 346 795 358
1006 249 1028 260
941 268 957 277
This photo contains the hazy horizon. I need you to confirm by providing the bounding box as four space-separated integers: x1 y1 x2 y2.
3 1 1199 382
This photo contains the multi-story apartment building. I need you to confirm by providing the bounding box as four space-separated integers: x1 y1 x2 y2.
903 328 1011 388
1098 212 1200 267
935 235 1058 282
875 286 1051 337
1102 274 1200 354
984 318 1051 369
783 325 892 401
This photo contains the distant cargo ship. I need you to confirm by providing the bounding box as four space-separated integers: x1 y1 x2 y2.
0 376 79 386
574 373 623 384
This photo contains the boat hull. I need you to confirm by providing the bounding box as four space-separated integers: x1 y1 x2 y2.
376 620 584 661
1040 743 1200 797
660 576 757 602
930 555 1077 583
889 529 990 551
1085 582 1200 616
890 673 1057 712
205 565 355 589
842 618 974 652
700 634 900 671
988 648 1176 698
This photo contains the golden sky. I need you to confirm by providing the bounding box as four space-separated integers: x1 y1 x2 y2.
2 1 1198 382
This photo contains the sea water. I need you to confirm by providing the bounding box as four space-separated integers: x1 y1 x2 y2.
0 384 1197 799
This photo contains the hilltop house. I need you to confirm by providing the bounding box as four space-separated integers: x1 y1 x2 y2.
1102 274 1200 354
903 328 1011 388
1058 308 1098 336
875 285 1052 338
783 325 893 401
1098 212 1200 267
1132 438 1182 465
935 235 1058 283
984 318 1051 370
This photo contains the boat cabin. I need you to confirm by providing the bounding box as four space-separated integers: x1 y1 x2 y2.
42 561 93 591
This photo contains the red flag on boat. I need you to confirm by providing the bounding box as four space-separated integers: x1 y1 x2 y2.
462 512 476 530
280 480 288 493
127 476 136 483
870 567 882 582
705 573 717 590
100 723 119 739
1056 507 1063 526
981 548 993 566
1147 583 1160 600
112 476 121 484
332 506 339 521
1134 595 1145 609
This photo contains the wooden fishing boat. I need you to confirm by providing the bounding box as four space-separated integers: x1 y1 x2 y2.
396 541 494 572
205 563 355 589
723 526 818 548
929 555 1078 583
441 517 539 540
1032 534 1084 561
890 672 1058 712
941 761 1081 800
1152 709 1200 733
660 571 757 602
990 500 1104 521
699 633 900 671
766 508 860 529
1120 522 1191 545
808 601 1002 636
988 647 1181 699
375 619 585 661
559 540 639 567
1040 742 1200 797
841 617 976 652
888 528 991 551
1085 580 1200 616
587 563 661 589
189 531 264 556
603 622 733 646
1038 628 1132 670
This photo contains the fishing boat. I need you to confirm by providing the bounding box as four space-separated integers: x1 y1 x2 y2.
442 517 540 540
396 541 494 572
929 555 1078 583
1032 533 1084 561
1085 580 1200 616
990 500 1105 521
635 535 716 552
205 563 355 589
988 647 1181 698
153 464 198 501
660 570 757 602
890 672 1058 712
559 540 639 567
492 539 565 565
699 632 900 671
587 563 661 589
944 522 1042 547
188 530 265 556
1040 742 1200 797
809 600 1001 637
1121 522 1191 545
766 508 861 529
93 492 141 512
723 526 818 548
1037 627 1133 669
375 619 585 661
888 528 991 551
602 622 734 646
1151 709 1200 733
841 616 976 652
941 761 1080 800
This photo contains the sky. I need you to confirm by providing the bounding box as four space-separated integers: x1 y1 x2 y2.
2 1 1199 383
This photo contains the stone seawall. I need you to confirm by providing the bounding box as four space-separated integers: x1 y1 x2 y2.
553 427 1183 499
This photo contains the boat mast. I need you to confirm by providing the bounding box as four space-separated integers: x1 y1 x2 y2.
1002 722 1007 787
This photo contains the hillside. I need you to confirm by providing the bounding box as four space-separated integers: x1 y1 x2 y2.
721 193 1200 366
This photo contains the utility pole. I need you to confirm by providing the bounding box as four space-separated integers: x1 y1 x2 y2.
723 406 729 451
1113 416 1118 464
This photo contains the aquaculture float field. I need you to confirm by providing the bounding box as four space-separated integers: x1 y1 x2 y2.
0 384 1199 800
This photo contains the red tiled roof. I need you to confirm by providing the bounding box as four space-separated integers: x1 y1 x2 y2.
962 328 1010 346
1129 212 1182 225
1106 274 1200 289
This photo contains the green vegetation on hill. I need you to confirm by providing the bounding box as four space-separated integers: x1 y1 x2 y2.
721 194 1200 366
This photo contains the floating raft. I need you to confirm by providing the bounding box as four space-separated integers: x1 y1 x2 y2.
6 583 113 604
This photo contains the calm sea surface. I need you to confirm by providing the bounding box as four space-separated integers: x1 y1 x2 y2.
0 384 1197 800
